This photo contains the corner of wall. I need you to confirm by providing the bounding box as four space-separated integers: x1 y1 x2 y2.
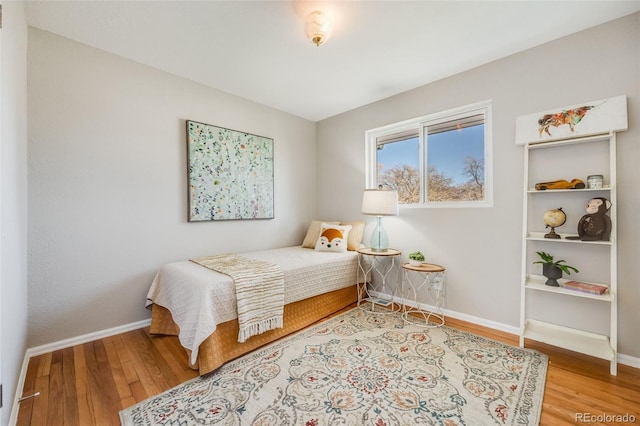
1 1 30 425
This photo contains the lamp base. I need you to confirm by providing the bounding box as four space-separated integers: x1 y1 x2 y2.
369 247 389 253
369 216 389 252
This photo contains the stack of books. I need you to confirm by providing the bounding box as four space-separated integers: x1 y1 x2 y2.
563 280 609 295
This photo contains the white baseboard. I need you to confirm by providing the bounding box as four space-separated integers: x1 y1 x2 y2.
369 290 520 335
441 306 520 335
370 290 640 368
9 318 151 426
26 318 151 358
8 348 33 426
618 353 640 369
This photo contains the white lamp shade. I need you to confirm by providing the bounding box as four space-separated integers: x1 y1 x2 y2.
361 189 399 216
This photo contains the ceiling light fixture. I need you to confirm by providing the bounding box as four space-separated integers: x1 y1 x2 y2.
304 10 332 47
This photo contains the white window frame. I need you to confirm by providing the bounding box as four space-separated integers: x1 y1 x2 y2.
365 100 493 208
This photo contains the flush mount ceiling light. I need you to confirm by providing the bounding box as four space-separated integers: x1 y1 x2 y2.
304 10 332 46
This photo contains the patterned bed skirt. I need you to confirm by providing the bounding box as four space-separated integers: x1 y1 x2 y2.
149 285 357 376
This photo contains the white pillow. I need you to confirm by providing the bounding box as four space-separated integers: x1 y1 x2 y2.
301 220 340 248
314 223 352 253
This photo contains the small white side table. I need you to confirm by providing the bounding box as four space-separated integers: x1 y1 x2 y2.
401 262 446 327
357 248 402 313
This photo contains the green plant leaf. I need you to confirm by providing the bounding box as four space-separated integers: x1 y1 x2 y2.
533 251 578 273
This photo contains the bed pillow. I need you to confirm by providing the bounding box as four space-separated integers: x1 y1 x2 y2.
340 221 365 251
314 223 352 253
301 220 340 248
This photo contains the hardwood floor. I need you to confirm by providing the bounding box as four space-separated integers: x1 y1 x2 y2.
17 305 640 425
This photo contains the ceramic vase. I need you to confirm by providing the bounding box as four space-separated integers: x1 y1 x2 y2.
542 264 562 287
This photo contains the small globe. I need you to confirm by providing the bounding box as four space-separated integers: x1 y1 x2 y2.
544 208 566 228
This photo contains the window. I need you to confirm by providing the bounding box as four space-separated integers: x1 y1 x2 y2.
365 101 492 207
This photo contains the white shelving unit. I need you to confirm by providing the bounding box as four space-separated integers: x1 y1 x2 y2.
519 132 618 375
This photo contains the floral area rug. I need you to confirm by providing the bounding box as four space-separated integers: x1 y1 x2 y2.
120 308 547 425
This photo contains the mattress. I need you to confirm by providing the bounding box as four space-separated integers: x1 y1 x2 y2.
146 246 358 363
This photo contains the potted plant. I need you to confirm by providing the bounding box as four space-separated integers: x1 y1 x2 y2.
533 251 579 287
408 251 425 266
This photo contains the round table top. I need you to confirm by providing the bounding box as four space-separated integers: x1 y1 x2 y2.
357 247 401 256
401 262 445 273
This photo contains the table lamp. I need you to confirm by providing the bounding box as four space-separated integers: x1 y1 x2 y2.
361 188 399 252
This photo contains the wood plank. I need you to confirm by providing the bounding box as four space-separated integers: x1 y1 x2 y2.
93 339 125 425
111 333 139 385
36 352 52 378
128 380 149 406
131 328 180 388
102 335 137 408
29 374 49 426
148 333 198 384
83 341 113 425
61 347 79 425
73 344 92 426
46 351 64 426
118 331 164 398
111 332 150 406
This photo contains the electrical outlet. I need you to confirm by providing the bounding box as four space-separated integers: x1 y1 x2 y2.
432 278 443 291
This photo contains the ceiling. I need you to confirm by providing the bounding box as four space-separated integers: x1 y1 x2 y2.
24 1 640 122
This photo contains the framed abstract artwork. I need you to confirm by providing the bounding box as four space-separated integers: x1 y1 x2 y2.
186 120 274 221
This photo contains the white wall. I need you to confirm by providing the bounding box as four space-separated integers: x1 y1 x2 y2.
27 28 318 347
317 13 640 359
1 2 29 424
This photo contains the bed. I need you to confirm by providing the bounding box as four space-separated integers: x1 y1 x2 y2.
146 232 361 375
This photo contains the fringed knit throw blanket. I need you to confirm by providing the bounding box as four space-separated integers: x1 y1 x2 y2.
190 254 284 343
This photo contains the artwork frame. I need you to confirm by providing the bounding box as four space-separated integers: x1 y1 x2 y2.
186 120 274 222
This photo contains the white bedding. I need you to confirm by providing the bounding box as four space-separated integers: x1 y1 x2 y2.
146 246 358 363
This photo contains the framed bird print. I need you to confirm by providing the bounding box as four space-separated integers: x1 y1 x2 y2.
515 95 627 145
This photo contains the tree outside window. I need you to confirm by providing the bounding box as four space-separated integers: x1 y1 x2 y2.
366 101 492 208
